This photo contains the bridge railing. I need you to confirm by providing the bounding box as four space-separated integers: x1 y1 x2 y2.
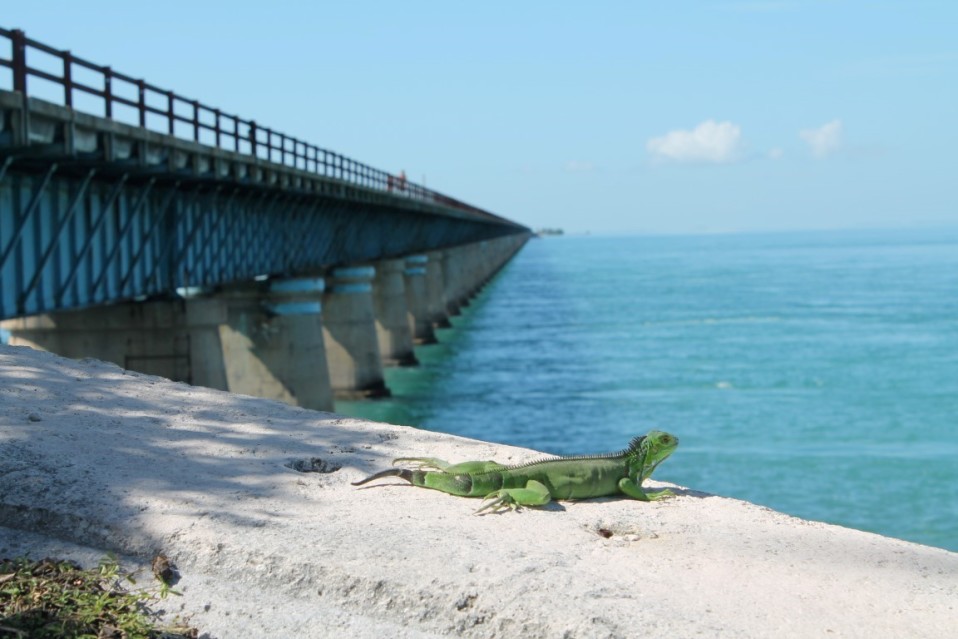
0 27 509 223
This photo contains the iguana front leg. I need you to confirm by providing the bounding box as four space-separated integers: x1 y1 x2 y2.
475 480 552 515
618 477 675 501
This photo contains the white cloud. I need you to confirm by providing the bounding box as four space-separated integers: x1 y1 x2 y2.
646 120 743 164
768 147 784 160
800 119 842 157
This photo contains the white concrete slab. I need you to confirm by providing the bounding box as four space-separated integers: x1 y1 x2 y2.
1 344 956 638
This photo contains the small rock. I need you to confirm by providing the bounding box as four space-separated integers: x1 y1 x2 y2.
152 553 176 584
455 593 478 610
27 413 42 422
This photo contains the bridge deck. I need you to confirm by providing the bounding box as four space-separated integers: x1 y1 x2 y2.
0 28 527 320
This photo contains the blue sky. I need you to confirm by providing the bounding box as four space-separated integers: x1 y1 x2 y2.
3 1 956 234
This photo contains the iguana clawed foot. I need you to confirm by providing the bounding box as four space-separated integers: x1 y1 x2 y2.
474 479 552 515
475 490 522 515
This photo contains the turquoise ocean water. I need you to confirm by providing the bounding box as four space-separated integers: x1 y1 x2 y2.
338 228 958 552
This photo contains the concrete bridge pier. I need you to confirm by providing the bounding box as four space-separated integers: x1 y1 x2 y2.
172 282 334 412
322 266 390 399
484 235 526 282
442 243 486 315
372 260 418 366
425 251 452 329
0 281 336 412
481 241 500 285
402 255 437 345
0 232 530 409
464 242 487 300
0 302 196 382
212 280 334 412
441 249 465 318
251 277 334 411
453 245 476 307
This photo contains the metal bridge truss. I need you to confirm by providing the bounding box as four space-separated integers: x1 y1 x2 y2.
0 27 528 321
0 93 522 320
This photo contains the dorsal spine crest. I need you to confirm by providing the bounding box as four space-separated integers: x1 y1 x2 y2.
495 437 645 474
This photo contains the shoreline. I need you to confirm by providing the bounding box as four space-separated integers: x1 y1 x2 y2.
2 343 956 637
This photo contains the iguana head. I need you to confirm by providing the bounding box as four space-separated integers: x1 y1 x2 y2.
627 430 679 482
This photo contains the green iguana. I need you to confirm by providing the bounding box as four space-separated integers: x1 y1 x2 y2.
352 430 679 514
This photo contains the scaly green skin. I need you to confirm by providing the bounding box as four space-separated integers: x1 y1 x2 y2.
352 430 679 514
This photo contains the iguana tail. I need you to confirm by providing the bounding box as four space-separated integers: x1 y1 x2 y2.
351 468 414 486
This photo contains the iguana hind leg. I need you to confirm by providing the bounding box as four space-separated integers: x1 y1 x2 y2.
392 457 450 472
393 457 507 474
618 477 675 501
475 480 551 515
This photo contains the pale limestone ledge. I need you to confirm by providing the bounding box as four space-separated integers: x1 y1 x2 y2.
1 344 956 638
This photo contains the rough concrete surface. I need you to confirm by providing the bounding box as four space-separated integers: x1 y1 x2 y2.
1 344 956 638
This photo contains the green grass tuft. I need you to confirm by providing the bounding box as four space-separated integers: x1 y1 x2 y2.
0 554 195 638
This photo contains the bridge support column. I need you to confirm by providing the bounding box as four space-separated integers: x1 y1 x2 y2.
425 251 451 329
478 239 501 287
441 249 464 318
481 235 527 284
463 242 485 300
218 277 334 411
1 303 197 381
262 277 334 411
443 243 486 315
322 266 390 399
403 255 436 344
372 259 418 366
0 279 335 412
